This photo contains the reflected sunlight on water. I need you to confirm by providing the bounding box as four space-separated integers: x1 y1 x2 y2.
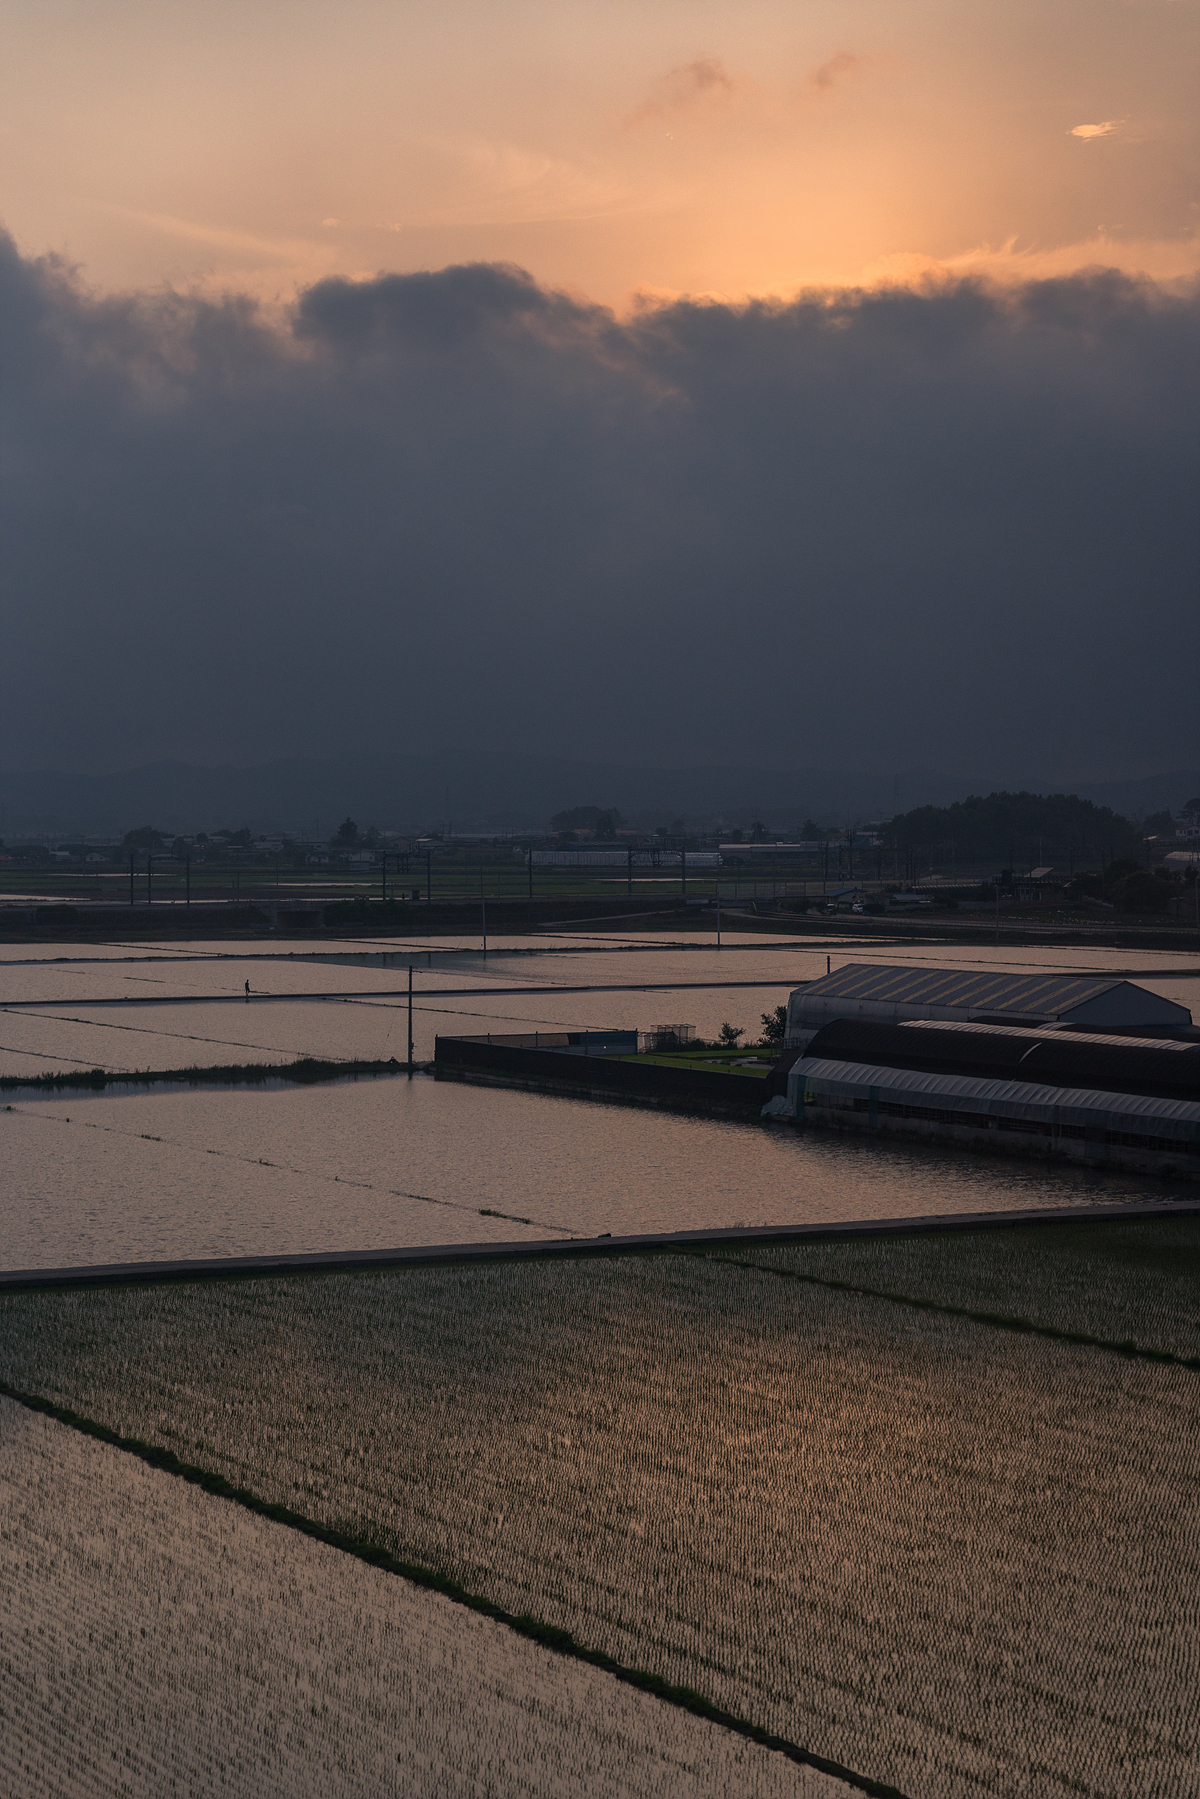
1 1070 1180 1271
2 931 1195 1269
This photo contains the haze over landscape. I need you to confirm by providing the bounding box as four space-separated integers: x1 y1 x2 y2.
2 0 1197 816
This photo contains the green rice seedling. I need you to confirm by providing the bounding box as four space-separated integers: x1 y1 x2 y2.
0 1395 845 1799
710 1216 1200 1362
2 1252 1198 1798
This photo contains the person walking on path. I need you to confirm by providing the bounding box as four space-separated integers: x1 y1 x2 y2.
245 979 250 1000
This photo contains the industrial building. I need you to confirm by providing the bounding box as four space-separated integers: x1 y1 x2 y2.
785 963 1191 1052
770 965 1198 1177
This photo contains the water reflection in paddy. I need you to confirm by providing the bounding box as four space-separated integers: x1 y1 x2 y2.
2 930 1195 1270
1 1070 1181 1272
3 934 1198 1081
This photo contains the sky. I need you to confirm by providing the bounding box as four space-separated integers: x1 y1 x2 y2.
2 0 1197 304
1 0 1198 787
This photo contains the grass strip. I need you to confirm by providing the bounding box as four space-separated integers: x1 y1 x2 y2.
712 1254 1200 1372
0 1056 410 1094
1 1374 908 1799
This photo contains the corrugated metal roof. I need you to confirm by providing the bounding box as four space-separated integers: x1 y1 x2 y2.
804 1018 1200 1103
796 963 1125 1018
794 1056 1200 1126
898 1019 1196 1052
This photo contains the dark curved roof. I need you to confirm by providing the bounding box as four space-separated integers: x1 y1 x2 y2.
803 1019 1200 1104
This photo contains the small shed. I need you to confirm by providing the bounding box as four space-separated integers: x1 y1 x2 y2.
786 963 1191 1046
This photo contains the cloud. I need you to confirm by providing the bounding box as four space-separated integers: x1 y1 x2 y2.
393 139 634 228
804 51 872 96
1 231 1197 786
860 228 1200 289
104 207 318 265
626 57 739 128
1070 120 1123 139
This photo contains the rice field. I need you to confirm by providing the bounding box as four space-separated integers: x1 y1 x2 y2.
711 1216 1200 1362
0 1396 845 1799
3 1241 1198 1797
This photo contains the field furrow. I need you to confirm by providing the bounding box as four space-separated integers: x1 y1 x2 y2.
3 1247 1198 1796
0 1397 842 1798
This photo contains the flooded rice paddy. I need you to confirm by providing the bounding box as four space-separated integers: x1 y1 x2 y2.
3 931 1198 1269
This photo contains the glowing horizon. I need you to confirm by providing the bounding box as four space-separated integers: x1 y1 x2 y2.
1 0 1196 310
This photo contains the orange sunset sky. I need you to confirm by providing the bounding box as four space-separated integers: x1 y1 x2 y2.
1 0 1196 307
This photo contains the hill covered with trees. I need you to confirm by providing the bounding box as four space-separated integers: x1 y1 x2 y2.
882 791 1141 873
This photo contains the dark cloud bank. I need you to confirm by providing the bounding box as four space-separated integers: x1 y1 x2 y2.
2 231 1197 827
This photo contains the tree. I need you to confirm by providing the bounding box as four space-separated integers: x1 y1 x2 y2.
550 805 622 835
759 1005 788 1045
718 1022 744 1048
1111 869 1177 912
334 817 358 846
1183 797 1200 821
750 820 768 842
1104 858 1141 884
884 791 1140 865
1143 809 1176 838
123 825 165 850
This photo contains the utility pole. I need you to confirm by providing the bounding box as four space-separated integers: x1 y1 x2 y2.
681 846 686 901
407 964 413 1073
129 852 135 906
528 848 533 901
186 855 190 908
716 895 721 949
147 855 152 906
381 853 387 905
426 845 431 904
627 845 632 897
481 865 487 957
